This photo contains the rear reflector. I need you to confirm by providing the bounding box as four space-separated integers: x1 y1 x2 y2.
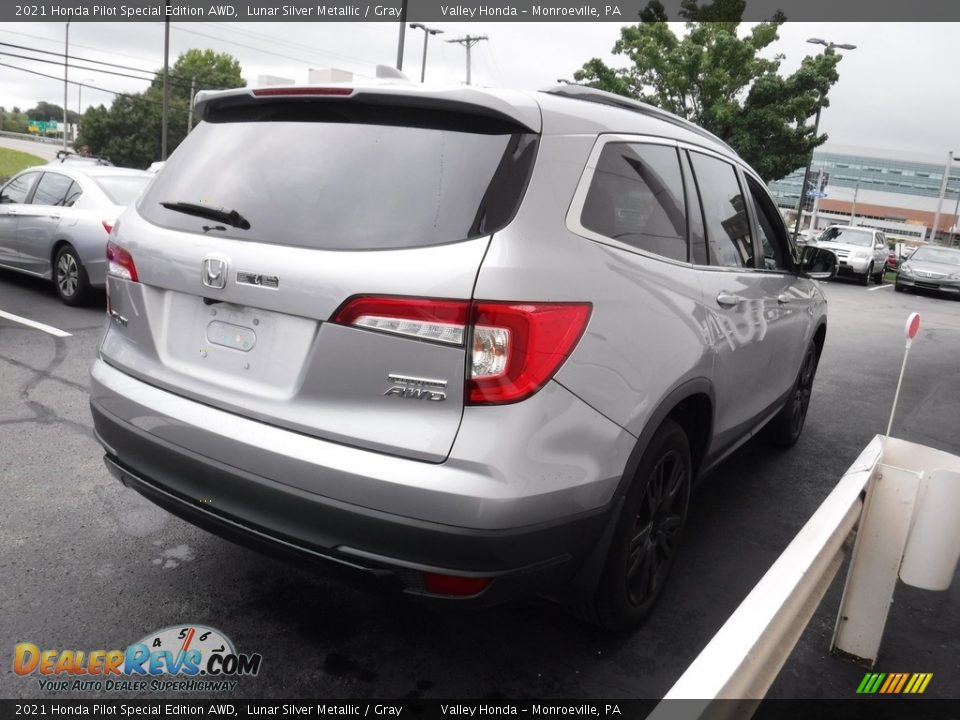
106 241 138 282
423 573 491 597
332 296 591 405
252 86 354 97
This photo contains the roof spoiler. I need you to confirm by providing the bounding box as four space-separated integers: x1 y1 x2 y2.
193 85 541 133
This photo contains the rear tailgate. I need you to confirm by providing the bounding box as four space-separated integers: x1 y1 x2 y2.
100 87 540 463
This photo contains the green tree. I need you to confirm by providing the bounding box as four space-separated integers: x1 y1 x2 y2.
573 0 841 181
76 49 244 168
26 101 78 125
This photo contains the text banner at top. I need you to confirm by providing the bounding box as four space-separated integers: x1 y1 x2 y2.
4 0 959 22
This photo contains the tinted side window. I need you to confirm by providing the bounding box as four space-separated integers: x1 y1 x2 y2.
746 176 793 272
64 182 83 207
581 143 687 262
0 172 39 205
32 172 76 207
689 152 754 268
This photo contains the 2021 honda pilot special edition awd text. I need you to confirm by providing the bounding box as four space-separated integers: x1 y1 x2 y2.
89 83 837 629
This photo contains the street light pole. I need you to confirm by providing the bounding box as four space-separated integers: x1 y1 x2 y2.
409 23 444 83
63 22 69 150
791 101 821 241
395 0 408 70
929 151 957 244
161 8 170 160
790 37 856 241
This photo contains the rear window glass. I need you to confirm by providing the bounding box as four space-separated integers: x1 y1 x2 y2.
93 175 151 206
138 115 538 250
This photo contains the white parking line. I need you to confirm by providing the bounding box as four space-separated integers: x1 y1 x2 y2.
869 284 894 292
0 309 72 337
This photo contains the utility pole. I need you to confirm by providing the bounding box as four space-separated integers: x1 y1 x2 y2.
187 77 196 132
446 34 488 85
63 22 69 150
161 8 170 160
929 151 955 244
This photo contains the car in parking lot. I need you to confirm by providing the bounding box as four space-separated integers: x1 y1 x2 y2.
895 245 960 296
89 83 837 629
0 163 152 304
812 225 888 285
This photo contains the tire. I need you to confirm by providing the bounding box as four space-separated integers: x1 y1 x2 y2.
53 244 90 306
860 263 872 286
761 342 819 449
572 419 691 630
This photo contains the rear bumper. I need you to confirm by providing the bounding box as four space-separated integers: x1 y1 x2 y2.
89 360 630 604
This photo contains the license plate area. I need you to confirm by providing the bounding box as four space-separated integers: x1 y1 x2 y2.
161 293 317 397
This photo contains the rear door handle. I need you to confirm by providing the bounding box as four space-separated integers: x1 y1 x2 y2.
716 292 742 308
777 294 792 304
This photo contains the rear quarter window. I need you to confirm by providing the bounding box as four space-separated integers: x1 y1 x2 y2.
580 142 688 262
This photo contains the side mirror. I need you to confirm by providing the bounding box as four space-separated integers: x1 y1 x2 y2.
800 246 838 280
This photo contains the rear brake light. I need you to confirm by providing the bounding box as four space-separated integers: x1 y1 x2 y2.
106 241 138 282
423 573 491 597
469 302 591 404
331 296 591 405
252 87 353 97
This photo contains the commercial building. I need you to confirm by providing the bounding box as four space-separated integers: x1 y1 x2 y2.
769 146 960 245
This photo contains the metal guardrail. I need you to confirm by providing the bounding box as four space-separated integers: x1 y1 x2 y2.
648 433 960 717
648 437 882 714
0 130 61 144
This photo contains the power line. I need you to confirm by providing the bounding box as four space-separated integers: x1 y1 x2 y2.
174 26 377 80
0 61 190 117
0 27 163 67
206 21 378 70
0 41 221 92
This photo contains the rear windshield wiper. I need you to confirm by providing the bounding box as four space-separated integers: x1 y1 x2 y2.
160 201 251 230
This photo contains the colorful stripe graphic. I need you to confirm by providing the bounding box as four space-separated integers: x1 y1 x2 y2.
857 672 932 694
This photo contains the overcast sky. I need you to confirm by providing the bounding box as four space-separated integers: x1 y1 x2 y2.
1 21 957 163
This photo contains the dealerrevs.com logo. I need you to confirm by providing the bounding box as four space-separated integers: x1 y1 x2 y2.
13 625 262 693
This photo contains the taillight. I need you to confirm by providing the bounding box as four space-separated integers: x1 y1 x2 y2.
332 296 467 345
331 296 591 405
106 241 138 282
102 220 114 234
468 302 591 404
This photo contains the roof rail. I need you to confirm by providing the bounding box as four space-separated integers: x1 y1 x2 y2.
542 84 737 156
54 149 114 166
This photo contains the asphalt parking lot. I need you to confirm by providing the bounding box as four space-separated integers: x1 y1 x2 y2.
1 270 957 701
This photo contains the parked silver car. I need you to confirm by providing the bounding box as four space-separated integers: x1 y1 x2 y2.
895 244 960 296
812 225 888 285
89 84 836 629
0 164 152 304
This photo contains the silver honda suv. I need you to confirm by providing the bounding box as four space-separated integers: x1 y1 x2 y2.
89 83 836 629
